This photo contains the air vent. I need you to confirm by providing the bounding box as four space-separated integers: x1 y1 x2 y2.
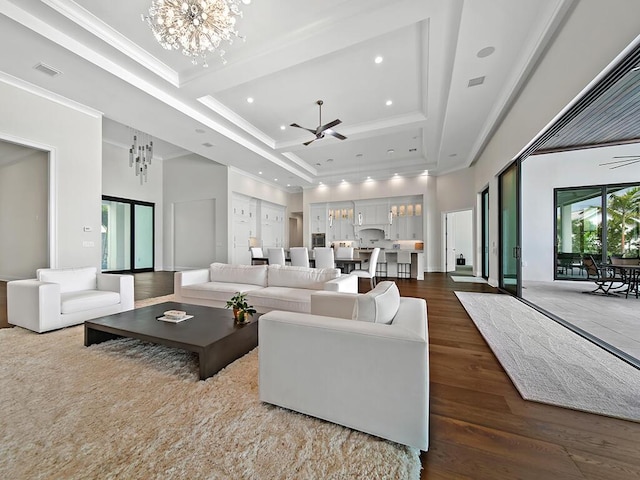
202 142 214 148
34 63 62 77
468 76 485 87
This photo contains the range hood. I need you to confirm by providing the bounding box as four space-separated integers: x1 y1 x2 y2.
355 226 387 239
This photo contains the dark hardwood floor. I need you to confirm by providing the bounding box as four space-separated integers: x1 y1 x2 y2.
2 272 639 478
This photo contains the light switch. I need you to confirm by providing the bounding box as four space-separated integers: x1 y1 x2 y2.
83 226 92 232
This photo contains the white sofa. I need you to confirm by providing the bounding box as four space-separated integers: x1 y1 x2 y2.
175 263 358 313
258 281 429 451
7 267 134 333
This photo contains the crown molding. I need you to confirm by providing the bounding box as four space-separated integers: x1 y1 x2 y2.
198 95 275 148
41 0 180 87
0 70 102 118
280 152 317 176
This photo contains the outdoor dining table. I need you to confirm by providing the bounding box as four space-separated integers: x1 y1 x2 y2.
605 263 640 298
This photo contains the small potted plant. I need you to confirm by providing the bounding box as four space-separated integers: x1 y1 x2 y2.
225 292 257 324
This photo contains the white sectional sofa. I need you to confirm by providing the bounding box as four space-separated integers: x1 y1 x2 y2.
7 267 134 333
258 281 429 450
174 263 358 313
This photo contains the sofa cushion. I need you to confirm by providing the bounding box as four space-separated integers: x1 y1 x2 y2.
38 267 97 293
209 263 268 287
248 287 314 313
60 290 120 314
267 265 341 290
354 281 400 324
181 282 264 302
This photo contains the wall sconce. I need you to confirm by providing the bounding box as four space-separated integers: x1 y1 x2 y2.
357 211 363 226
388 210 393 225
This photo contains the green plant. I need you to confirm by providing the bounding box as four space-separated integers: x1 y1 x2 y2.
225 292 256 317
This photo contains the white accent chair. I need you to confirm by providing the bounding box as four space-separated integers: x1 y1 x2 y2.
259 281 429 450
267 248 286 266
335 246 355 273
289 247 310 268
314 247 335 269
250 247 267 265
351 247 380 290
7 267 134 333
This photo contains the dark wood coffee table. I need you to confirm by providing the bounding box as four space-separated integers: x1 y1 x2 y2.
84 302 259 380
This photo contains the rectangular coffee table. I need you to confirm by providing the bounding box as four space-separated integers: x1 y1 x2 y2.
84 302 259 380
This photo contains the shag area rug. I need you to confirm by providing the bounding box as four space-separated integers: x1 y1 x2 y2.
0 295 420 479
455 291 640 422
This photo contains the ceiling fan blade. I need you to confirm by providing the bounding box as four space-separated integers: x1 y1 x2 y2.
328 130 347 141
613 155 640 159
610 159 640 169
303 138 316 146
317 118 341 133
290 123 317 134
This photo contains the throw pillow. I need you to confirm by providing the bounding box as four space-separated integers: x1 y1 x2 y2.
354 281 400 324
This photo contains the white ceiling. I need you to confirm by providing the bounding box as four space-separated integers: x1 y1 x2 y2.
0 0 573 190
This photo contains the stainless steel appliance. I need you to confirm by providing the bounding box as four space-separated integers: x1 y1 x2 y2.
311 233 326 248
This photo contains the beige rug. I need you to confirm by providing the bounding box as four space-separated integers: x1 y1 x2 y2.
456 291 640 422
0 296 420 479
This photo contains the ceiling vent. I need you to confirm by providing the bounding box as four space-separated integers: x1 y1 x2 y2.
34 63 62 77
202 142 214 148
468 76 485 87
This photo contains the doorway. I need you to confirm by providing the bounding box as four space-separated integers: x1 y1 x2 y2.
101 196 154 273
443 209 474 274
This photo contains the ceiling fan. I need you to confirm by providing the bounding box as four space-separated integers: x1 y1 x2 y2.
290 100 347 146
599 155 640 169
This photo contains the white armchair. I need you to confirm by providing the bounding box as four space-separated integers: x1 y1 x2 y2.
259 281 429 450
7 267 134 333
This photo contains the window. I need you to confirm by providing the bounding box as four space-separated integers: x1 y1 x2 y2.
554 182 640 279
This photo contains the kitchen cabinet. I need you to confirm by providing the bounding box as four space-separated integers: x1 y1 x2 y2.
310 204 327 233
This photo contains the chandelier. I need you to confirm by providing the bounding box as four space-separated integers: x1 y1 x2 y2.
143 0 250 67
129 130 153 184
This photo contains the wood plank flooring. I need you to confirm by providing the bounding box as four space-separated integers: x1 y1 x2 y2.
2 272 639 478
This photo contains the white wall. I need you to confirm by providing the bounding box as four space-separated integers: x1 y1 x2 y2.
102 141 164 270
163 155 228 268
0 79 102 274
471 0 640 286
0 151 48 279
522 143 640 282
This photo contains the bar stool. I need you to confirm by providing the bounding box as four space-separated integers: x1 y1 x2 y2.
397 251 412 279
376 250 387 278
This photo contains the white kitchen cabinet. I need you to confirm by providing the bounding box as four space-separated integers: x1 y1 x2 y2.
310 204 327 233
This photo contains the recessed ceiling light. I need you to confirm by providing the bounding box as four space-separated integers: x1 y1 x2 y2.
287 184 290 187
280 125 286 130
195 128 206 134
449 153 458 157
258 171 263 175
477 46 495 58
356 153 363 158
202 142 214 147
387 149 395 155
241 0 251 4
374 56 383 64
385 100 393 106
468 76 485 87
247 97 254 103
315 163 321 166
367 176 371 180
274 178 278 181
319 182 323 185
326 158 334 163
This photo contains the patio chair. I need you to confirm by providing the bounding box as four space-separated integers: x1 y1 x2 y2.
581 255 626 295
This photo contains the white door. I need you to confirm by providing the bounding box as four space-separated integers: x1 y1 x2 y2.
444 214 456 272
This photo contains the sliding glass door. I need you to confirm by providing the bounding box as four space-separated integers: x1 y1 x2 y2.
499 162 520 296
481 188 490 279
102 196 154 273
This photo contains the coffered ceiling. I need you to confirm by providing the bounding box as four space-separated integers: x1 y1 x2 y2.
0 0 573 190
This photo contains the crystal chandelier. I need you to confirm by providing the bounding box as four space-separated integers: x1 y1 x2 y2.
129 130 153 184
143 0 250 67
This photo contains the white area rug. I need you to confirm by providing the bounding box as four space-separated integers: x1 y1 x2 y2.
0 296 420 479
450 275 487 283
455 292 640 422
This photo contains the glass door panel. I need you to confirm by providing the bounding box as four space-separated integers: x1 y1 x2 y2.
606 185 640 259
499 163 520 295
555 187 602 279
101 200 131 271
134 204 154 270
481 188 490 279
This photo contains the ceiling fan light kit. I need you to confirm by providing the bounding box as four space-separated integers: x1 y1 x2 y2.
290 100 348 146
